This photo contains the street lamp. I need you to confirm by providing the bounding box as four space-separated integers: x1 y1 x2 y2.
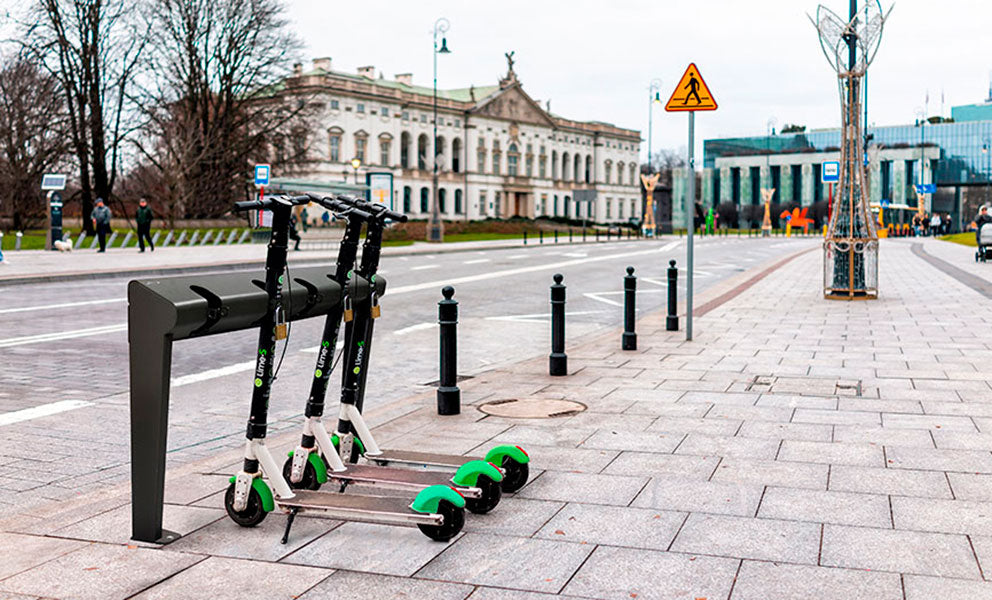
427 17 451 243
982 139 990 207
647 79 662 172
351 157 361 185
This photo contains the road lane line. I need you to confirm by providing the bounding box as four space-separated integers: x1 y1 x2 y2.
171 361 256 387
0 324 127 348
485 309 606 323
0 400 94 426
393 322 435 336
411 264 440 271
0 297 125 315
464 259 490 265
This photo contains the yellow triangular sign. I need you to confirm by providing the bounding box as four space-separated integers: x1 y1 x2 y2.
665 63 717 112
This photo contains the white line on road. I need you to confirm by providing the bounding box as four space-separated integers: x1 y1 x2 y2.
506 254 527 259
411 264 440 271
393 322 435 336
0 297 125 315
485 309 607 323
172 361 256 387
583 292 623 307
0 400 94 427
0 324 127 348
463 258 490 265
300 340 345 353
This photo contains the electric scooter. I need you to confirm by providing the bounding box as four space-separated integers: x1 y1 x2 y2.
281 195 503 514
321 195 531 493
224 194 465 543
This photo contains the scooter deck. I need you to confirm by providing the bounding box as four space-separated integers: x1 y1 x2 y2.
278 490 441 526
367 450 481 470
332 464 482 499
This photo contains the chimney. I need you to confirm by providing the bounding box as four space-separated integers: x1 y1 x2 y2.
357 65 375 78
395 73 413 86
312 57 331 72
292 62 302 76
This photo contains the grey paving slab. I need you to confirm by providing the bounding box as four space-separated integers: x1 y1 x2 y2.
778 440 885 467
680 391 760 405
0 544 203 600
904 575 992 600
52 503 222 545
164 513 338 561
491 425 593 448
578 429 684 453
602 451 720 480
885 446 992 473
562 545 739 600
821 524 981 579
466 588 584 600
297 570 474 600
670 513 819 564
830 465 953 498
462 497 565 537
756 394 838 409
947 472 992 501
832 425 936 448
736 420 833 441
730 560 903 600
0 532 89 580
969 535 992 581
882 413 979 431
711 457 828 490
281 522 455 576
675 433 780 459
645 416 742 436
632 476 764 517
892 496 992 536
516 471 648 506
415 533 593 593
623 401 710 418
707 405 796 422
793 408 881 426
758 487 892 527
561 412 656 432
134 556 330 600
534 503 685 550
932 431 992 451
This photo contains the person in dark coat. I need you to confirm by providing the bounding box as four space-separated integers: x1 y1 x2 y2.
136 199 154 252
92 199 112 252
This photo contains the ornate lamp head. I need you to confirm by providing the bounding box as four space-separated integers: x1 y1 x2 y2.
810 0 891 75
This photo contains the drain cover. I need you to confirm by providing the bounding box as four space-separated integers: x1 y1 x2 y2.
478 398 586 419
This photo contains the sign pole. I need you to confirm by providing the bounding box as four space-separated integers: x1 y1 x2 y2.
686 111 695 342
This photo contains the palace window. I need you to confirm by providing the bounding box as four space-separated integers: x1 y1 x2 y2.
328 128 342 162
508 143 520 176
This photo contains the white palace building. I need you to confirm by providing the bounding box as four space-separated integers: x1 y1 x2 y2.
272 55 642 223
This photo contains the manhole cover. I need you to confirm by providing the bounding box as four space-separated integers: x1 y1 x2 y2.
478 398 586 419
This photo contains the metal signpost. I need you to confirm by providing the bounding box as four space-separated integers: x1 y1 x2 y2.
253 165 271 228
41 173 67 250
367 172 394 209
665 64 717 341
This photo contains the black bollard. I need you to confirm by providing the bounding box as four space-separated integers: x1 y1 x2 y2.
622 266 637 350
523 231 528 245
539 230 544 244
549 273 568 376
606 228 611 242
437 286 461 415
569 228 573 243
596 229 600 242
666 260 679 331
554 230 559 244
582 228 586 243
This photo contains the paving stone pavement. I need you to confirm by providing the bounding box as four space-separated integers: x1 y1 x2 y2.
4 239 992 598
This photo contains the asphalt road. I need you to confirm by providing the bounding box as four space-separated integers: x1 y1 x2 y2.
0 235 817 514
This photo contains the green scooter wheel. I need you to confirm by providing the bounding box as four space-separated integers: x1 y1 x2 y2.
500 457 530 493
224 481 268 527
417 500 464 542
282 456 321 491
464 474 502 514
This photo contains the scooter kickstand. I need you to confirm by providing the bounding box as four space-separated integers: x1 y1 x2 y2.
281 508 299 545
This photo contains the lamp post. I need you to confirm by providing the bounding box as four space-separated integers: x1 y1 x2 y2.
647 79 662 171
351 157 361 185
983 139 990 208
427 17 451 243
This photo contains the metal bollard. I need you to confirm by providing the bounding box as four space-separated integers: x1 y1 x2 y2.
75 232 87 249
622 266 637 350
437 286 461 415
539 230 544 244
523 231 528 245
569 228 573 243
162 230 174 247
555 230 559 244
667 259 679 331
596 229 600 242
121 231 133 248
549 273 568 376
582 228 586 243
237 229 251 244
606 228 611 242
15 232 22 250
106 231 118 248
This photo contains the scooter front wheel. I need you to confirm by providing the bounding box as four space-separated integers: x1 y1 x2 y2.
224 482 268 527
418 500 464 542
465 474 502 514
282 456 322 491
500 457 530 493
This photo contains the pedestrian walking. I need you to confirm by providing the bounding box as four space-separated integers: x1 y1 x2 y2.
930 213 941 237
301 207 309 232
0 239 6 265
136 199 155 252
289 211 301 251
943 213 952 235
975 206 992 246
321 211 330 227
92 199 112 252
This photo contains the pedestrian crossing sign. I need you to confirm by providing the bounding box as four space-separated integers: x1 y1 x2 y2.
665 63 717 112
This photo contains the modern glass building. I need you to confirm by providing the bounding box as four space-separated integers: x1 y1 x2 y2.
672 98 992 230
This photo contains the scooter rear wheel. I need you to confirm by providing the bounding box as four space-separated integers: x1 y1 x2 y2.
224 482 268 527
500 457 530 493
282 456 321 491
465 474 501 514
417 500 464 542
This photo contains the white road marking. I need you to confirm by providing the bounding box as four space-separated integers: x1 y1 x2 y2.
411 264 440 271
583 292 624 307
562 252 588 258
486 309 607 323
393 322 435 336
300 340 345 353
583 289 665 307
640 277 666 286
0 324 127 348
172 361 256 387
0 297 125 315
506 254 527 260
463 259 490 265
0 400 94 427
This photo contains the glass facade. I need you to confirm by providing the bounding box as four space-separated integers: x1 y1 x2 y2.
704 119 992 186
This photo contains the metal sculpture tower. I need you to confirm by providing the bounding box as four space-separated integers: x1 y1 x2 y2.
812 0 890 299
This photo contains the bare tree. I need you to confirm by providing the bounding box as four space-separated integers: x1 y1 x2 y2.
18 0 145 233
0 54 71 229
131 0 312 221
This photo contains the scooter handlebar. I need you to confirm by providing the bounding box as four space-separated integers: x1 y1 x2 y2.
233 195 311 212
330 194 409 223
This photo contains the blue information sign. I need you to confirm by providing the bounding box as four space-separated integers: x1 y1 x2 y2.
821 161 840 183
915 183 936 194
254 164 270 187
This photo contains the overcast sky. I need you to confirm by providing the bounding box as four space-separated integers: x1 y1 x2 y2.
288 0 990 161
